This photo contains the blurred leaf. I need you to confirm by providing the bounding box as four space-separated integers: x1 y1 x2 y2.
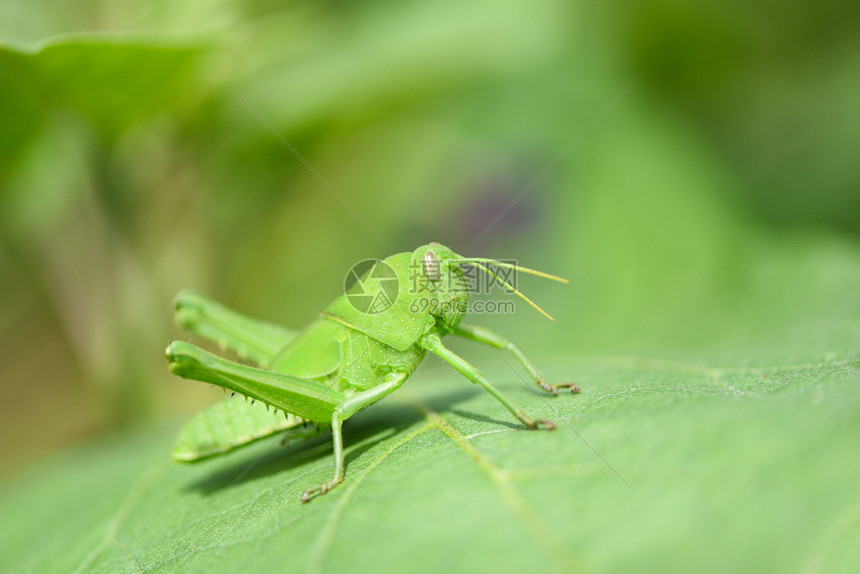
0 1 234 47
1 238 858 573
1 118 90 238
0 37 204 162
238 0 565 132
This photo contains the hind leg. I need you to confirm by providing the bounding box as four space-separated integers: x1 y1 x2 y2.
173 289 298 367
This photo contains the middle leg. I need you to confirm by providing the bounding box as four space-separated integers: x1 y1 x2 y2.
300 370 409 503
450 324 580 395
420 332 556 430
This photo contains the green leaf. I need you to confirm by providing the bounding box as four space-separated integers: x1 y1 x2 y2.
2 6 858 572
1 238 859 573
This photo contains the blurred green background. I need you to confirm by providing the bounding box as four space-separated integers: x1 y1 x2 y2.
1 0 858 483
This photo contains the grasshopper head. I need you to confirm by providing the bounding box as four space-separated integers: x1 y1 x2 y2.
410 242 569 326
410 243 470 329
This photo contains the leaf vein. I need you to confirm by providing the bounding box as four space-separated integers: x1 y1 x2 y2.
72 460 166 574
421 407 583 574
305 422 434 574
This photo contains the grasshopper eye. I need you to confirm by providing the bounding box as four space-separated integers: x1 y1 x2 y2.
422 250 440 281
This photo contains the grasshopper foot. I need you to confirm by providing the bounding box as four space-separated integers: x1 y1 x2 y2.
538 379 581 395
519 415 557 430
301 477 343 503
532 419 557 430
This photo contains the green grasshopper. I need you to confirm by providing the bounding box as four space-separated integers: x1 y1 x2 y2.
165 242 578 502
